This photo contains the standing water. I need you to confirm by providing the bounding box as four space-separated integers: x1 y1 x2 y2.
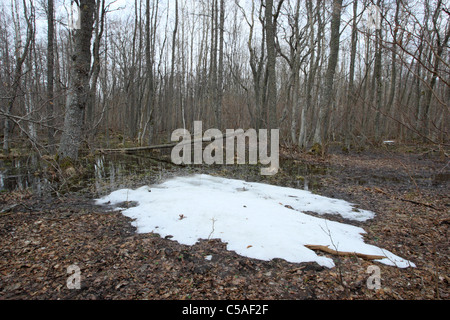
0 153 331 198
0 155 50 196
0 153 174 197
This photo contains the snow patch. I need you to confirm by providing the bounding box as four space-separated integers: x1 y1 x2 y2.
95 174 415 268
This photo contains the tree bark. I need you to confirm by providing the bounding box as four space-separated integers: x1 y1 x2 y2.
210 0 219 128
265 0 277 130
383 0 400 138
86 0 106 139
345 0 358 148
313 0 343 147
168 0 178 136
216 0 225 129
299 1 323 149
59 0 95 160
373 0 383 141
47 0 55 154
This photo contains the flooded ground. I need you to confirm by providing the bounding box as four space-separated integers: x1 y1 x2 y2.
0 156 50 196
0 146 448 299
0 153 170 197
0 151 332 198
1 148 447 213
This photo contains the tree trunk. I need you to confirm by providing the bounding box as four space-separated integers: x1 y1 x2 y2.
138 0 158 146
210 0 219 128
168 0 178 137
289 0 301 144
59 0 95 160
373 0 383 141
265 0 277 130
46 0 55 154
383 0 400 138
313 0 343 147
299 1 323 149
87 0 106 139
345 0 358 148
216 0 225 129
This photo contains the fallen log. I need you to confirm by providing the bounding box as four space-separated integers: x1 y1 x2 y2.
96 132 235 153
98 142 178 153
304 244 386 261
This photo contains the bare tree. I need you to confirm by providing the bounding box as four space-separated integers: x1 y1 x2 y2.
2 0 447 159
217 0 225 129
265 0 278 130
419 0 449 140
344 0 359 149
86 0 106 138
58 0 95 160
46 0 55 154
2 0 34 156
313 0 344 149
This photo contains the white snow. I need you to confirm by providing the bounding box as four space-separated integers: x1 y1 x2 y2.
95 174 415 268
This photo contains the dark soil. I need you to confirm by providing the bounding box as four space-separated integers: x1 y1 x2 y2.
0 146 448 300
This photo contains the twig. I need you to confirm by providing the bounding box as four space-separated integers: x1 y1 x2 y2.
372 187 441 211
208 218 216 240
320 221 345 286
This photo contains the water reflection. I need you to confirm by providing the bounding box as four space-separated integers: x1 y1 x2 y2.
283 161 328 192
0 153 329 197
0 155 49 196
0 153 167 197
88 154 170 197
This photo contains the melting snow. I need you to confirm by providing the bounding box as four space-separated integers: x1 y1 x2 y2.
95 174 415 268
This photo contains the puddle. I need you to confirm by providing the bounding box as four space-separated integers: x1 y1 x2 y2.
282 160 329 191
0 153 171 197
86 153 173 196
0 154 332 196
0 156 51 196
4 152 439 198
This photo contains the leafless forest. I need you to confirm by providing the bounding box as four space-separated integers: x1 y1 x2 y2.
0 0 448 159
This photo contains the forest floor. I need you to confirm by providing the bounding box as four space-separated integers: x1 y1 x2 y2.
0 144 448 300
